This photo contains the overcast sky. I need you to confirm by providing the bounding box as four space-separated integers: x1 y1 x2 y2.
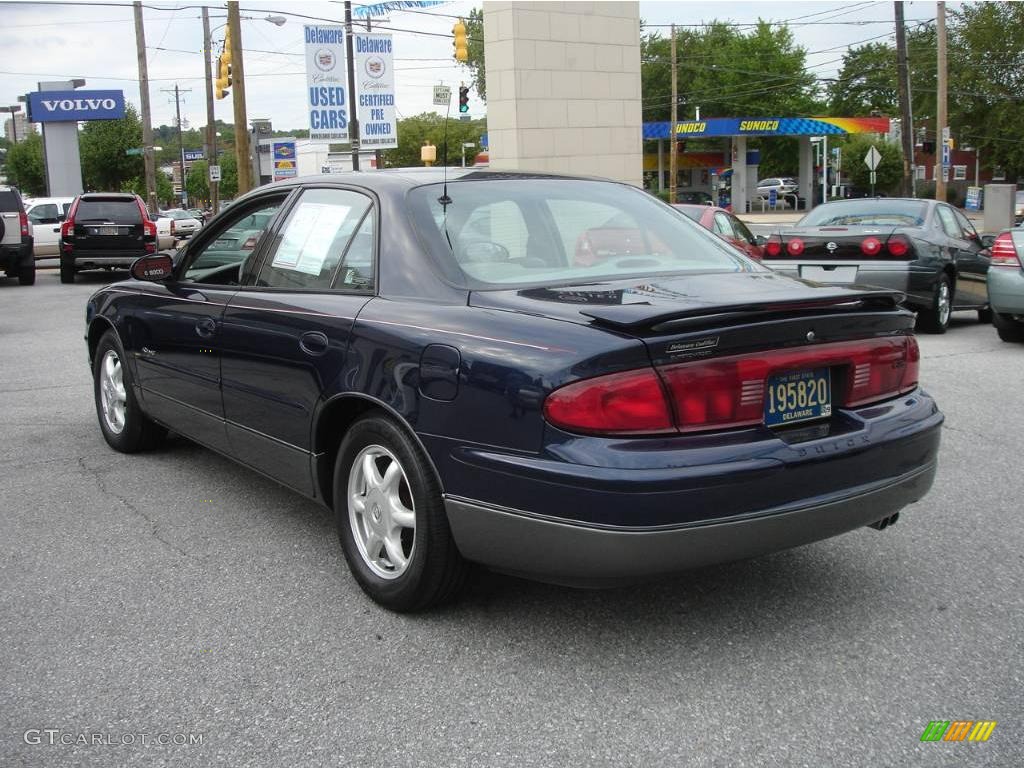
0 0 945 132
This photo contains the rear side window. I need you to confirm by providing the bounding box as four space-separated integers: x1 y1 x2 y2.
713 212 735 238
935 206 961 239
0 190 21 210
28 203 59 222
76 198 142 224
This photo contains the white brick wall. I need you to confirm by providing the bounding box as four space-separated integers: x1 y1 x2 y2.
483 1 642 186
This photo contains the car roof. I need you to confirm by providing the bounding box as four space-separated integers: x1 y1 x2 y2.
273 168 611 192
79 193 138 200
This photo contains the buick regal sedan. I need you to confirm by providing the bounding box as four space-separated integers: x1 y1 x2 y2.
85 171 942 611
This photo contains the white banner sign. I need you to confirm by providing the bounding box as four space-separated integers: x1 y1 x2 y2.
353 33 398 150
305 25 349 142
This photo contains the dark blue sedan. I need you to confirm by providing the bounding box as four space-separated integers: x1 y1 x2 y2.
85 170 942 611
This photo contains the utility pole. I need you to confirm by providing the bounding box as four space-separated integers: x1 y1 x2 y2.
345 1 360 171
227 1 252 194
202 6 219 214
935 1 948 202
162 85 192 206
133 1 157 214
894 1 915 198
669 24 677 204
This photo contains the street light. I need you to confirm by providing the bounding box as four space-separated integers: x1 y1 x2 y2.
1 105 22 143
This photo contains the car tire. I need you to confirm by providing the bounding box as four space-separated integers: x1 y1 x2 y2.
18 262 35 286
977 306 993 324
334 414 467 612
916 274 952 334
993 312 1024 343
93 330 167 452
60 256 75 284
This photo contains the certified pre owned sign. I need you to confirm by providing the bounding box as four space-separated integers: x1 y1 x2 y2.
26 89 126 123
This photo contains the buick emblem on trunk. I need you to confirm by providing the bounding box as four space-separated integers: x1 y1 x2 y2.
826 241 838 252
806 330 816 341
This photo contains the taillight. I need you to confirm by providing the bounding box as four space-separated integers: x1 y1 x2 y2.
544 337 921 436
543 368 674 435
170 219 176 234
886 235 911 258
19 209 29 237
990 232 1022 267
61 219 74 239
786 238 805 256
861 237 882 256
241 236 259 250
765 236 782 257
143 220 157 253
61 198 79 248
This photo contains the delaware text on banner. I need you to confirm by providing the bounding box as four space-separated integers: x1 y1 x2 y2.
305 25 349 142
353 33 398 150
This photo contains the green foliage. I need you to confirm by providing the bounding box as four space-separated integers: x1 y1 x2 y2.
218 154 238 200
80 104 144 191
123 170 175 208
4 133 46 196
836 135 904 193
186 160 210 202
380 113 487 169
458 8 486 100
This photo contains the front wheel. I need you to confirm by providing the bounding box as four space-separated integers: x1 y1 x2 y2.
977 306 993 324
916 274 952 334
60 255 75 284
334 414 466 612
93 330 166 452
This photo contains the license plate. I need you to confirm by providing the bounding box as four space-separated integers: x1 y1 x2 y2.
800 265 858 283
764 368 832 427
99 226 119 236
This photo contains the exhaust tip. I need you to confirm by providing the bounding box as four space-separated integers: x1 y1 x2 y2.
869 512 900 530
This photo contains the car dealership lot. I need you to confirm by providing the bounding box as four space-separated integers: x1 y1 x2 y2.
2 271 1021 767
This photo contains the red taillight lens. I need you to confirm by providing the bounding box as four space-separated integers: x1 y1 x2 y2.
19 209 29 237
60 220 74 239
861 236 882 256
543 368 674 435
241 236 259 250
765 237 782 257
786 238 805 256
886 235 911 257
143 220 157 253
544 337 921 436
170 219 176 234
990 232 1022 267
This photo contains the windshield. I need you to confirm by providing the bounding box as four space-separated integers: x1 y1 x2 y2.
407 180 759 288
798 199 928 227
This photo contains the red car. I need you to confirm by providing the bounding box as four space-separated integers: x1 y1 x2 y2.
674 204 764 260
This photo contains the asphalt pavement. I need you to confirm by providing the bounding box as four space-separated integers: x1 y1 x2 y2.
1 269 1021 767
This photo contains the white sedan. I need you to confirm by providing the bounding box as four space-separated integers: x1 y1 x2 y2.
162 209 203 239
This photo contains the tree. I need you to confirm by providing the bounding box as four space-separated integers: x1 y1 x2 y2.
186 160 209 202
218 154 238 199
380 113 487 169
827 43 898 116
457 8 486 100
123 170 175 210
80 104 144 191
836 134 903 193
5 133 46 196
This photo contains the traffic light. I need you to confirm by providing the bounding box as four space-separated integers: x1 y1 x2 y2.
452 20 468 62
215 28 232 100
458 85 469 114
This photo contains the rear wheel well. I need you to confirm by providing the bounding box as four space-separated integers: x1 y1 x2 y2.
314 397 438 510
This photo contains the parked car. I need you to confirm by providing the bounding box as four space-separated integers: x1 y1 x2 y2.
153 215 175 250
24 196 74 259
986 229 1024 342
763 198 991 334
85 170 942 611
0 185 34 285
757 177 798 196
674 203 764 260
60 193 158 284
162 208 203 239
675 190 713 205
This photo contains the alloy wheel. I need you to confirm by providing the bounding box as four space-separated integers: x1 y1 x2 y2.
99 350 127 434
347 445 416 579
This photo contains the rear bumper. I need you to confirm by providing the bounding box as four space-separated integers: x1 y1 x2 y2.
65 251 144 268
445 459 936 586
988 267 1024 315
766 262 937 309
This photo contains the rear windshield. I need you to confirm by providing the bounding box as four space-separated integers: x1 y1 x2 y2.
167 210 193 220
407 179 758 289
798 199 927 227
76 198 142 223
0 190 21 210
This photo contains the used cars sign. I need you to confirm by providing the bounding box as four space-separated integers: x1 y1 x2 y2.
27 90 126 123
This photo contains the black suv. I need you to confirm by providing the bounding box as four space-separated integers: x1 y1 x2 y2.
0 186 35 285
60 193 157 284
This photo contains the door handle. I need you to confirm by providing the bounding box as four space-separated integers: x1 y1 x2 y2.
299 331 329 357
195 317 217 338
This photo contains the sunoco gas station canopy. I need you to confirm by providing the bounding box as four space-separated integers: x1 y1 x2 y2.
642 116 891 140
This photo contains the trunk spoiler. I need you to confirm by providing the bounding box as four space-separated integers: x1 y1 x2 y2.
579 289 906 332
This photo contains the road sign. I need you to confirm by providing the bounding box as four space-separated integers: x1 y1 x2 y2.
209 164 221 182
183 149 204 162
864 146 882 171
125 148 143 156
433 85 451 106
458 115 471 121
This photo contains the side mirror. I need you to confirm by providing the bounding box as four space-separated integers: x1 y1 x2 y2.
130 253 174 282
979 234 995 249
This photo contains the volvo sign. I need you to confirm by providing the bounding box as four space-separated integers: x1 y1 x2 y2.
26 89 126 123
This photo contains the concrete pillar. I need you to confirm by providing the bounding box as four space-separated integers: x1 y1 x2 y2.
798 136 814 211
38 81 84 196
731 136 747 213
482 1 643 186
